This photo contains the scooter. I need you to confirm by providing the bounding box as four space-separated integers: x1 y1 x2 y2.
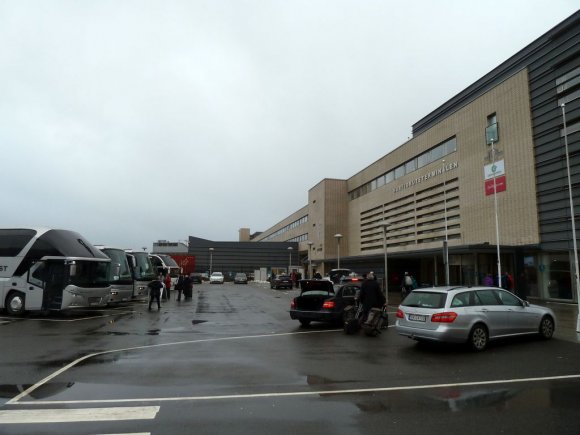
343 298 388 337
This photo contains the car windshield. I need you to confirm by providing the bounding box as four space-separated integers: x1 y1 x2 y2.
401 291 447 309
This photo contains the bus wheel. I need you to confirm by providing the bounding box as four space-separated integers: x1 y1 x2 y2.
6 292 26 316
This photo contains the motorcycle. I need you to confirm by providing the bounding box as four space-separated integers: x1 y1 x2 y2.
343 298 388 337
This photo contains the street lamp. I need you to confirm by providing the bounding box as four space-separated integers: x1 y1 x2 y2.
287 247 293 274
442 159 450 285
209 248 214 276
334 234 343 269
490 138 502 286
307 241 313 278
378 221 390 305
561 103 580 332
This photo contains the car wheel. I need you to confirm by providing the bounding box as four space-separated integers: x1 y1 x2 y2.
299 319 311 327
6 292 26 316
468 323 488 352
539 315 555 339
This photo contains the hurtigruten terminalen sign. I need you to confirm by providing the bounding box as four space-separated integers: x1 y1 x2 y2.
393 161 458 194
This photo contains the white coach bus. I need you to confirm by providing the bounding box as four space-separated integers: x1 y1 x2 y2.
0 228 112 316
95 246 135 304
125 249 157 301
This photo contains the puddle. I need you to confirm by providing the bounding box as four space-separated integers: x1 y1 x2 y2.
192 320 207 325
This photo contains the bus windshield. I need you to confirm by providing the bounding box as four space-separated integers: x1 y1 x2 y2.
69 261 109 288
132 252 156 280
158 254 179 267
102 248 132 284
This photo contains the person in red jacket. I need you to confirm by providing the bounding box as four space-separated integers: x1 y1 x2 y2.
164 274 172 301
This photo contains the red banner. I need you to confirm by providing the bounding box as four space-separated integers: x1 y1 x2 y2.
485 175 506 196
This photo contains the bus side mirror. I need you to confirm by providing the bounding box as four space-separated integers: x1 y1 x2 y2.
113 263 121 280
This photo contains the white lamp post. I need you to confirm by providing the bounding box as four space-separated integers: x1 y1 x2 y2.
490 138 502 286
307 241 313 278
287 247 293 274
443 159 450 285
209 248 214 276
379 221 390 304
334 234 343 269
561 103 580 332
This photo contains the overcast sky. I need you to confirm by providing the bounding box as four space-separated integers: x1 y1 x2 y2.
1 1 578 249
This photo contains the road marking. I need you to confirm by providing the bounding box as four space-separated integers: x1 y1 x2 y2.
11 374 580 406
6 329 341 404
0 309 134 323
0 406 159 424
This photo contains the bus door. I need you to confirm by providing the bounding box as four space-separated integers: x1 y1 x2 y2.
28 261 68 310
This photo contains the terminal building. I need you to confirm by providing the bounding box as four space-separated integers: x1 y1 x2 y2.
243 11 580 303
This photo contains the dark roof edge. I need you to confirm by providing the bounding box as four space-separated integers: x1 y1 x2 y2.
411 10 580 136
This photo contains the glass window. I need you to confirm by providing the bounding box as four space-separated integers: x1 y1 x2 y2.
497 290 522 306
371 180 377 191
394 165 405 179
405 159 417 173
475 290 500 305
377 175 385 188
417 151 430 168
385 171 394 183
401 291 447 308
0 229 37 256
445 137 457 154
431 144 444 161
451 291 471 307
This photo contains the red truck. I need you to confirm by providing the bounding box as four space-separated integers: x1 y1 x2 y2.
170 255 196 276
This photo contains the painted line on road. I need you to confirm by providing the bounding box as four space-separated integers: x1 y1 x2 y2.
6 329 342 405
0 309 135 323
0 406 160 424
10 374 580 406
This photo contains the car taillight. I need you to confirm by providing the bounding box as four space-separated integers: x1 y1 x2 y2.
322 300 335 309
396 309 404 318
290 299 296 309
431 312 458 323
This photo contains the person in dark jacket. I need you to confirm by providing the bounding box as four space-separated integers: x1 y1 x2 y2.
359 272 386 321
175 274 185 301
148 278 163 311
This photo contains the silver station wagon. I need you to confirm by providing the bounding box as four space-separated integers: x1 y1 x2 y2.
395 286 556 351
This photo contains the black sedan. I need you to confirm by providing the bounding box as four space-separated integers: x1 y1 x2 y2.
289 279 360 327
270 274 293 289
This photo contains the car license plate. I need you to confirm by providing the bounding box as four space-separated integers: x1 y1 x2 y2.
408 314 426 322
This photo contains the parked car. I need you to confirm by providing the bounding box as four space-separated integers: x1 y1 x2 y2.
270 274 293 289
234 273 248 284
395 286 556 351
209 272 224 284
190 273 203 284
289 279 360 327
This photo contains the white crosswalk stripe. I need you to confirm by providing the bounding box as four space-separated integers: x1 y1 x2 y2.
0 406 160 424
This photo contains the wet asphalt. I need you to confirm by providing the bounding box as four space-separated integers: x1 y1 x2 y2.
1 282 580 434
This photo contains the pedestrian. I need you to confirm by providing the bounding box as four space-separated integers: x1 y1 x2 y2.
313 271 322 279
483 273 494 286
506 272 514 291
402 272 413 298
147 277 163 311
175 274 184 301
164 274 171 301
359 271 386 321
184 273 194 299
